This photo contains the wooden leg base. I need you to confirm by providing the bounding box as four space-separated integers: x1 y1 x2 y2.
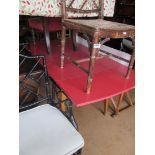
103 90 134 117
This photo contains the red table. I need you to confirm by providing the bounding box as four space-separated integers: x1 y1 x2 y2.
30 39 135 109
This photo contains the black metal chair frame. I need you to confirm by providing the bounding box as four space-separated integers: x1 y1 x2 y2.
19 48 78 125
19 48 83 155
19 53 51 112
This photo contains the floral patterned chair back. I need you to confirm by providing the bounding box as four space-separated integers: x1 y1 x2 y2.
19 0 116 17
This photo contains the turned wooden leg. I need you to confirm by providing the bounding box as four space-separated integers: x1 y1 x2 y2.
104 99 109 115
43 18 51 54
71 30 77 51
126 37 135 78
86 33 99 94
61 26 66 68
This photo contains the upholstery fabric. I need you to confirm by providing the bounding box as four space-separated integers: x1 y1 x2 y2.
28 18 62 31
19 104 84 155
19 0 116 17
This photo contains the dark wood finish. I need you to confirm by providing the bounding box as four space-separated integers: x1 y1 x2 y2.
71 30 77 51
43 18 52 54
31 28 36 47
113 0 135 25
61 0 135 94
28 17 62 54
126 37 135 78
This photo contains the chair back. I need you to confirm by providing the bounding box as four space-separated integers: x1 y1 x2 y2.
19 49 51 112
62 0 104 19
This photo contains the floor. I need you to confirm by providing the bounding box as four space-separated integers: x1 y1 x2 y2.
73 89 135 155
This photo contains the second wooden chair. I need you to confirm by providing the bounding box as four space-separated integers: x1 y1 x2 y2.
61 0 135 94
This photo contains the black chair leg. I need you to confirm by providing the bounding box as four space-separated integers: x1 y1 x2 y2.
71 30 77 51
31 28 36 46
43 18 51 54
73 149 82 155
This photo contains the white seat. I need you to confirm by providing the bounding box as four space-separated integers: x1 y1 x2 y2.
19 104 84 155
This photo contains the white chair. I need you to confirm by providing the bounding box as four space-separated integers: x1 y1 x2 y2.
19 104 84 155
19 52 84 155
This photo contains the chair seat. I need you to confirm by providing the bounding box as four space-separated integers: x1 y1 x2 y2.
19 104 84 155
64 19 134 37
28 18 62 32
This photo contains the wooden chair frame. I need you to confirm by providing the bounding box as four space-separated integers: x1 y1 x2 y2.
28 17 52 54
61 0 135 94
29 16 77 54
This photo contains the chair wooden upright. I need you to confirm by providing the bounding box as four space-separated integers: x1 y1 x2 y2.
61 0 135 94
28 17 62 54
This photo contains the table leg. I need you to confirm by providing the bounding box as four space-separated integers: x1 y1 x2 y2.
125 91 133 106
104 99 109 115
110 97 119 115
117 93 125 112
126 37 135 78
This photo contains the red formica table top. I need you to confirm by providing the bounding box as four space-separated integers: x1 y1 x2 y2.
30 39 135 107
